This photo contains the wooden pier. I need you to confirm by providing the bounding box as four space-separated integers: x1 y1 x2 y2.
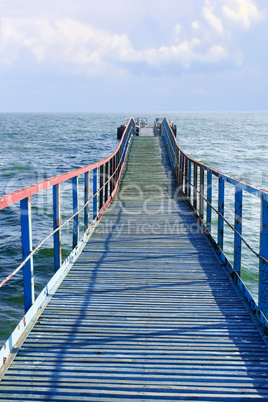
1 127 268 400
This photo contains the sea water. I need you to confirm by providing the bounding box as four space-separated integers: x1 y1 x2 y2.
0 112 267 346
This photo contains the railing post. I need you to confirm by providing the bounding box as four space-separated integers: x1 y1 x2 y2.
20 197 34 313
188 161 192 203
122 135 125 162
84 172 89 230
132 118 135 136
110 158 113 196
175 146 179 185
166 123 172 167
218 176 225 249
170 131 173 168
113 156 116 192
105 162 109 203
234 187 242 275
207 171 212 232
199 167 204 222
181 155 185 194
93 167 98 220
72 176 79 248
117 148 121 178
193 164 197 211
113 156 116 193
115 153 118 184
119 147 122 175
258 196 268 316
179 152 183 192
53 184 62 272
185 158 188 198
173 137 176 169
99 164 104 211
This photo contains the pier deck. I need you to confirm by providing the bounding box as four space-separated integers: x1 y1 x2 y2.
1 136 268 400
139 126 155 136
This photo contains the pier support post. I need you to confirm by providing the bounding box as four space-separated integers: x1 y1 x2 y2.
72 176 79 248
110 159 113 196
199 168 204 222
84 172 89 230
93 168 98 220
105 162 109 203
207 171 212 232
99 165 104 211
185 158 189 199
188 161 192 202
218 177 225 249
53 184 62 271
259 196 268 316
234 187 242 275
20 197 34 313
179 153 184 193
193 164 197 211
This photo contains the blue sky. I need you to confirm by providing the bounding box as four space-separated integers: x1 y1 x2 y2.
0 0 267 112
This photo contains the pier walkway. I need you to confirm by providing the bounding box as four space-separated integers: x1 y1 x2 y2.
1 131 268 400
138 125 155 136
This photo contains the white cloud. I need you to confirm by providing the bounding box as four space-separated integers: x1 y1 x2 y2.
0 0 265 77
203 2 224 34
191 21 200 30
0 18 134 74
174 24 181 42
0 16 231 74
207 45 228 61
222 0 263 29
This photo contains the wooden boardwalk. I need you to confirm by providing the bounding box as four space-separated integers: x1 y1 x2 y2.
138 126 155 136
1 134 268 400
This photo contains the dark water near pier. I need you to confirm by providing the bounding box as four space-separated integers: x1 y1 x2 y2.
0 112 267 346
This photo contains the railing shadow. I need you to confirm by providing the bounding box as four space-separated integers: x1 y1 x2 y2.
1 135 268 399
157 134 268 398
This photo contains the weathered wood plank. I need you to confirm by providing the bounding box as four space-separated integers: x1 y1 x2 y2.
1 136 268 400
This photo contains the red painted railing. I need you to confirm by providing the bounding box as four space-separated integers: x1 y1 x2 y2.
0 117 135 313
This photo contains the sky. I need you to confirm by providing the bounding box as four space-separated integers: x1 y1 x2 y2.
0 0 268 112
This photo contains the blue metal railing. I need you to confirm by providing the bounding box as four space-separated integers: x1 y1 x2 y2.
0 118 135 367
162 117 268 328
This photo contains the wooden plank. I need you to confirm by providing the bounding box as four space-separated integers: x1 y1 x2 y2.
1 136 268 400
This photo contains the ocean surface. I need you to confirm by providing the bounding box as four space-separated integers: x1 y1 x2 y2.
0 112 267 347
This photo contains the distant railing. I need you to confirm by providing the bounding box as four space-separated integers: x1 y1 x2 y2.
162 117 268 327
0 118 135 315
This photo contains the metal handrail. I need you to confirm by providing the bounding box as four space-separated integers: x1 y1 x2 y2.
0 117 135 311
0 120 134 210
161 117 268 323
184 173 268 265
